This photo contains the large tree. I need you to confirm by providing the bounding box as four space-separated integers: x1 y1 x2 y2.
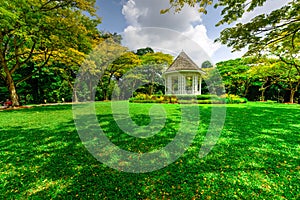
248 58 281 101
0 0 100 106
101 51 141 100
118 50 173 98
163 0 299 55
74 38 141 101
276 62 300 103
138 52 173 95
216 58 252 97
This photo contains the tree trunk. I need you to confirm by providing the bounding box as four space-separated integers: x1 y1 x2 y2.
242 79 250 97
149 83 154 96
6 74 20 106
89 79 93 101
104 91 109 101
73 90 78 102
103 74 113 101
69 82 78 102
1 59 19 106
261 88 265 101
290 89 295 103
287 80 299 104
149 72 154 96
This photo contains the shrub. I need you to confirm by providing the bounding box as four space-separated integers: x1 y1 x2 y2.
176 95 196 100
129 93 247 104
177 99 197 104
239 98 248 103
197 100 212 104
265 100 277 104
196 94 219 100
170 98 177 103
163 96 170 101
134 93 148 100
151 96 157 100
222 94 248 104
196 99 226 104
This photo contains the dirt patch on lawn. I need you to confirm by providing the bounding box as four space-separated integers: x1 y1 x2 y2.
0 105 34 111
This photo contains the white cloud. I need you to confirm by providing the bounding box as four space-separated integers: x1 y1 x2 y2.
122 27 216 65
120 0 291 63
182 25 221 56
121 0 147 27
121 0 219 65
122 0 202 31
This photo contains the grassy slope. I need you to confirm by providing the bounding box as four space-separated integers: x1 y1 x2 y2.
0 102 299 199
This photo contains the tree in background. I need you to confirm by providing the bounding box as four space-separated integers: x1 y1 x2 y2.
0 0 100 106
201 67 225 96
274 62 300 104
269 35 300 103
216 58 252 97
201 60 213 68
139 52 173 95
135 47 155 56
100 51 141 100
74 38 128 101
248 58 281 101
118 49 173 98
51 32 124 103
214 56 300 102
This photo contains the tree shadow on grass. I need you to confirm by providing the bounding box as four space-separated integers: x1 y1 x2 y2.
0 103 299 199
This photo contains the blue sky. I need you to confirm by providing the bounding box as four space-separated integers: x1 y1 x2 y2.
96 0 126 33
95 0 291 64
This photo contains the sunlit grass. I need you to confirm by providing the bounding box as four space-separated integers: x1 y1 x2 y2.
0 102 299 199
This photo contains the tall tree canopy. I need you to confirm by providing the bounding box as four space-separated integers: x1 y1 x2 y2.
0 0 101 106
216 58 252 97
214 56 300 102
135 47 155 56
119 50 173 98
163 0 300 55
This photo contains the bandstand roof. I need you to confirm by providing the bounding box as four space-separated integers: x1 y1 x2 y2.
164 51 206 74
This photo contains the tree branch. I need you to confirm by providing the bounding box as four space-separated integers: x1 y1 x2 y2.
16 53 52 86
14 37 21 67
257 19 300 33
291 27 300 50
15 70 38 86
39 0 73 12
3 34 12 58
0 73 5 81
10 40 37 74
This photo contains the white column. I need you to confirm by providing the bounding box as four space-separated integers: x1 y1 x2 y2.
199 76 202 95
172 76 180 93
168 76 171 94
194 75 198 94
179 75 182 94
192 76 195 94
178 75 181 94
177 75 180 94
182 75 186 94
165 77 168 94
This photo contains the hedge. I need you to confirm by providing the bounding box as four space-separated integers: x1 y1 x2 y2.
129 94 247 104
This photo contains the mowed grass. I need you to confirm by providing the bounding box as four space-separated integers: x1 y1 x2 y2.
0 102 299 199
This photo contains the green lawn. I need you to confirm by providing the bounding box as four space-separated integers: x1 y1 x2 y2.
0 102 299 199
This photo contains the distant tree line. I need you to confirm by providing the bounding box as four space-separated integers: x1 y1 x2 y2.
202 56 300 103
0 42 173 104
